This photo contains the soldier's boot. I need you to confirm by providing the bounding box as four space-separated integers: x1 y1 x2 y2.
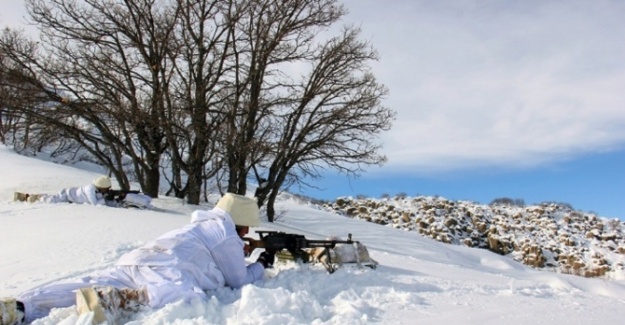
116 287 149 313
76 287 108 325
26 194 43 203
0 298 26 325
76 286 148 325
12 192 29 202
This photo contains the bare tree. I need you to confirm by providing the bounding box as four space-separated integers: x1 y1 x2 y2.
0 33 31 146
0 28 84 154
3 0 394 213
160 0 240 204
4 0 181 194
221 0 394 221
255 27 393 221
222 0 346 195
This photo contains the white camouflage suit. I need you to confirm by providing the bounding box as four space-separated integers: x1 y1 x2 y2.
38 183 106 205
18 208 265 322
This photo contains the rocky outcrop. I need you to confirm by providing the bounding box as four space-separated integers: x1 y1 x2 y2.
323 196 625 279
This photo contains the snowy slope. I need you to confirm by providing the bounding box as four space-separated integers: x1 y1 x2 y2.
1 145 624 324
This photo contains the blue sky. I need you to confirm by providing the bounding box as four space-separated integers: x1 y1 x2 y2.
295 0 625 220
299 149 625 219
2 0 624 219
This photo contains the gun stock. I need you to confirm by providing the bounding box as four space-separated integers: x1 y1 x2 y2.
242 237 266 252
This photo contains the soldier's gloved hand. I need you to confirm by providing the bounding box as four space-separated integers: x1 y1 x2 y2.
256 250 276 268
104 192 115 201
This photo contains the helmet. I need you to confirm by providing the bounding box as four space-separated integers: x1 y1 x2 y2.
216 193 260 227
93 175 112 188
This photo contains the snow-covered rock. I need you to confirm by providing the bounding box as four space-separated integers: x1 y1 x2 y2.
324 196 625 279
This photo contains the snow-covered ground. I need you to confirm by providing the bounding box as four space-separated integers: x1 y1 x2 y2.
1 145 624 324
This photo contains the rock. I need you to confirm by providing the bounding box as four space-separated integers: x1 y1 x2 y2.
522 245 546 268
444 217 458 228
321 194 624 280
401 212 411 223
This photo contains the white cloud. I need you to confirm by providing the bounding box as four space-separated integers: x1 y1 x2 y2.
341 0 625 172
4 0 625 174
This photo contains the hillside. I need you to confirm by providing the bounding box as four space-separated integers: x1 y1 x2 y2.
2 145 625 324
323 196 625 280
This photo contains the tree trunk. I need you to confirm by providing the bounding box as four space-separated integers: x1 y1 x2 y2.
266 189 279 222
186 165 203 205
143 166 160 198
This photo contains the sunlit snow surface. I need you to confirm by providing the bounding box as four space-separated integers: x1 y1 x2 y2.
1 145 624 324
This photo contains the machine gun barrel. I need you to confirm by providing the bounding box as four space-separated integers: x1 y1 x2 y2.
303 235 356 248
104 189 140 201
244 231 356 255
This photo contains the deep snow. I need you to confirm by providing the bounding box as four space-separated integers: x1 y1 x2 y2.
1 145 624 324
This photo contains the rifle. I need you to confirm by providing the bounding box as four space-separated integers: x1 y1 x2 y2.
243 230 359 273
104 189 141 202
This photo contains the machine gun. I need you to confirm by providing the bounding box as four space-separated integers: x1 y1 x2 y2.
243 230 360 273
104 189 141 202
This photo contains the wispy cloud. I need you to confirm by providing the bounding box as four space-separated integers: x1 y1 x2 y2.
341 0 625 173
4 0 625 175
